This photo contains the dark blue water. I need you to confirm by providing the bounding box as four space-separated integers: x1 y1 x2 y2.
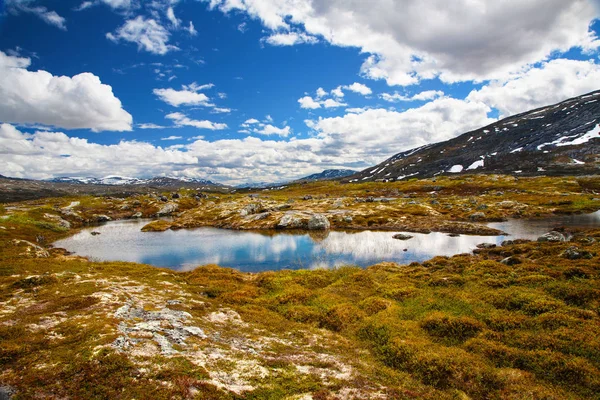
53 211 600 272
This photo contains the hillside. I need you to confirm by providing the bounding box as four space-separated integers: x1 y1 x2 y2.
348 90 600 182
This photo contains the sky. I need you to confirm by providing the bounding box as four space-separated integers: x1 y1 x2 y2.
0 0 599 185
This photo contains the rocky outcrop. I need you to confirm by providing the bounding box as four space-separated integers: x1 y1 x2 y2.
276 212 331 230
307 214 331 230
538 231 569 242
156 202 179 217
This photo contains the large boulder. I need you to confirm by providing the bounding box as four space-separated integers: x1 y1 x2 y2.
276 212 307 229
156 202 179 217
307 214 330 230
537 231 568 242
240 203 262 216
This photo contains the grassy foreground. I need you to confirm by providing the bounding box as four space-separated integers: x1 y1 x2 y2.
1 175 600 399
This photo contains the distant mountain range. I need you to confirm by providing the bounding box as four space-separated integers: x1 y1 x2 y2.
45 176 222 187
348 90 600 182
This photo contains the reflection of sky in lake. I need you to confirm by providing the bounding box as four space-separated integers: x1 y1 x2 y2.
54 211 600 272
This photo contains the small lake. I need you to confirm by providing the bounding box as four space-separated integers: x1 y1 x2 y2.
53 212 600 272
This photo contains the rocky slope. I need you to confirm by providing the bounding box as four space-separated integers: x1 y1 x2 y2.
297 169 357 182
348 90 600 182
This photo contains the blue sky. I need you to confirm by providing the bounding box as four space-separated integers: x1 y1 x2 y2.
0 0 599 184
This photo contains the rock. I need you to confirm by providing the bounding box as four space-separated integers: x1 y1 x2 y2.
469 212 486 221
302 195 313 200
44 213 71 229
0 385 15 400
95 215 111 222
343 216 353 223
90 231 101 236
448 233 460 237
11 239 49 258
156 202 179 217
132 200 142 206
500 256 522 266
276 213 307 229
240 203 262 216
269 204 291 211
197 192 208 199
245 212 271 221
537 231 568 242
498 201 517 208
131 212 143 218
171 193 180 199
393 233 413 240
562 246 594 260
333 199 345 208
501 239 531 246
248 194 260 199
307 214 330 230
476 204 488 210
476 243 496 249
159 196 168 202
430 200 440 205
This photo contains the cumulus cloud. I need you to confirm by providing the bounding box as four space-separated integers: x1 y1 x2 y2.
107 16 178 55
0 123 197 179
166 112 228 130
298 96 321 109
161 135 183 140
2 93 498 184
205 0 599 85
0 51 132 132
467 58 600 117
380 90 444 102
153 82 214 107
344 82 372 95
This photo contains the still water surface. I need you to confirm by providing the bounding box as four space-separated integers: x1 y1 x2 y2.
53 211 600 272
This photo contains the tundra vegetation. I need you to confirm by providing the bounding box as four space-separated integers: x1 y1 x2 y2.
0 174 599 399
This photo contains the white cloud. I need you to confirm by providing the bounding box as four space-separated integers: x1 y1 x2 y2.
205 0 600 85
153 83 214 107
75 1 94 11
322 98 347 108
298 96 321 109
211 107 232 113
244 118 261 124
254 124 291 136
264 32 318 46
316 87 327 98
344 82 372 95
0 51 132 132
7 1 67 30
166 112 228 130
467 58 600 117
381 90 444 102
166 7 181 28
100 0 132 9
138 123 169 129
1 94 498 184
161 135 183 140
186 21 198 35
107 16 177 55
0 123 198 180
331 86 344 98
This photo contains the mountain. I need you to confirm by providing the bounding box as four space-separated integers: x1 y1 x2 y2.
297 169 357 182
347 90 600 183
46 176 222 187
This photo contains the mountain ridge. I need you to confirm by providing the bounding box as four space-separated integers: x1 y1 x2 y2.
347 90 600 182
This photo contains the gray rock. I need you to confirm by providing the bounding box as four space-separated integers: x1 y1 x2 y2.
476 243 496 249
343 215 353 223
131 212 143 218
171 193 180 199
537 231 568 242
240 203 262 216
159 195 168 202
245 212 271 221
476 204 488 210
157 202 179 217
44 213 71 229
469 212 486 221
498 201 517 208
90 231 101 236
302 195 313 200
276 213 307 229
307 214 330 230
95 214 112 222
500 256 522 266
393 233 413 240
562 246 594 260
0 385 15 400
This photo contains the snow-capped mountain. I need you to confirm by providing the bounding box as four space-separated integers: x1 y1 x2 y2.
45 176 222 187
297 169 357 182
348 90 600 182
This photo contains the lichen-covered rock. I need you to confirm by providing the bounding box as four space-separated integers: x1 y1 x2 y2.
156 202 179 217
44 213 71 229
276 212 307 229
240 203 262 216
538 231 568 242
469 212 485 221
307 214 330 230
